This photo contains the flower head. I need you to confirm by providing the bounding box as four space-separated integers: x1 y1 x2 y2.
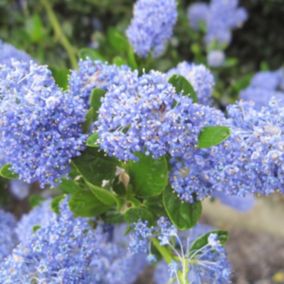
126 0 177 57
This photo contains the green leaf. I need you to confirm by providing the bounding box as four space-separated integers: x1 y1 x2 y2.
0 164 18 179
169 74 198 102
112 56 127 66
51 68 69 90
51 194 66 214
190 230 228 253
28 194 45 208
198 126 231 148
152 238 173 264
124 207 154 224
69 190 110 217
87 182 118 207
25 14 44 43
127 45 138 69
79 48 105 61
107 28 129 53
58 179 81 194
89 88 106 119
163 187 202 230
86 133 99 147
72 147 118 186
128 154 168 198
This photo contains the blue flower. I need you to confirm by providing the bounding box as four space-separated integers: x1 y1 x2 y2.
126 0 177 58
188 0 247 47
0 60 86 187
9 180 30 200
240 69 284 109
207 50 225 67
0 40 31 65
0 210 18 261
1 198 147 283
68 59 131 109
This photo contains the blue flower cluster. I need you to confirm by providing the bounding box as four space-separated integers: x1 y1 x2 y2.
240 69 284 109
68 59 131 109
0 40 31 65
9 180 30 200
188 0 247 47
126 0 177 58
0 210 18 261
129 219 231 283
0 60 86 187
167 61 215 105
0 199 147 283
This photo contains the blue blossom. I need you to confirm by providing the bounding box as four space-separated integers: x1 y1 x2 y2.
126 0 177 58
16 199 56 244
167 61 215 105
187 3 208 30
0 40 31 64
240 69 284 109
0 199 147 284
129 220 154 254
204 99 284 197
0 60 86 187
68 59 131 109
9 180 30 200
96 70 178 160
154 224 232 284
207 50 225 67
188 0 247 47
0 210 18 261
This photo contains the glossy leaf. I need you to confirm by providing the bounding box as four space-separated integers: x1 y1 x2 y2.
0 164 18 179
169 74 198 102
198 126 231 148
128 154 168 198
163 187 202 230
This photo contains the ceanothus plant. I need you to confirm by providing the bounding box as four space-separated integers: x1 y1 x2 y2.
0 0 282 283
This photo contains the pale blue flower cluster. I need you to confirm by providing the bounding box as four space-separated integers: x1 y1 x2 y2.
96 70 178 160
0 60 86 187
68 59 131 109
130 219 231 283
0 210 18 261
0 40 31 64
188 0 247 47
0 199 147 283
167 61 215 105
240 69 284 109
207 50 225 67
126 0 177 58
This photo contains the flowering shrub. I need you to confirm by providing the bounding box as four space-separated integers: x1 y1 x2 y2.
0 0 282 283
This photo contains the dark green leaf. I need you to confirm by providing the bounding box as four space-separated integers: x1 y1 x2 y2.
89 88 106 119
107 28 129 53
190 230 228 253
51 194 66 214
72 147 118 186
128 154 168 198
163 187 202 230
69 190 110 217
124 207 154 224
86 133 99 147
87 182 118 207
51 68 69 90
58 179 81 194
28 194 45 208
169 74 198 102
198 126 231 148
0 164 18 179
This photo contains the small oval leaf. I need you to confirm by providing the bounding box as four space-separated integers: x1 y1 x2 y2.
198 126 231 148
163 187 202 230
